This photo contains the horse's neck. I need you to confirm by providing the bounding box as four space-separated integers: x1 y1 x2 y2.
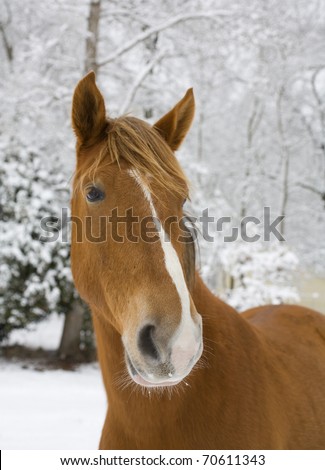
192 272 236 323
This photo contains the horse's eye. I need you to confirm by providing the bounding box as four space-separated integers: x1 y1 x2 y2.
86 186 105 202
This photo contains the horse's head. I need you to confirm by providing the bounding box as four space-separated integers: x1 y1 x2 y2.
71 72 202 387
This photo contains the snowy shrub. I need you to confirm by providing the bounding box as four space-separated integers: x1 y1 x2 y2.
0 144 86 342
218 238 300 311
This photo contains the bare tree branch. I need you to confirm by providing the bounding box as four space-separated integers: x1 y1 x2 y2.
98 11 233 68
311 66 325 148
295 182 324 197
0 24 13 62
0 0 13 63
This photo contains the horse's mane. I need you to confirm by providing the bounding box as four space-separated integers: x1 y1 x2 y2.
75 116 189 200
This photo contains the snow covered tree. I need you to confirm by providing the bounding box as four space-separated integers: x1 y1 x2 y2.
0 142 88 343
217 237 300 311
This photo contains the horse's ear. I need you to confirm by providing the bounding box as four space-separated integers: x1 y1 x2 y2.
153 89 195 151
72 71 107 146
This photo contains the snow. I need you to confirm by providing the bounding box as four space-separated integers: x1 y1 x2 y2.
0 362 106 450
6 313 64 350
1 314 106 450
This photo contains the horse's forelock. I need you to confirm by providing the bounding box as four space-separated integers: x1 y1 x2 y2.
74 116 190 201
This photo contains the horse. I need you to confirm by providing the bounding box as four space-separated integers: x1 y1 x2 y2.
70 71 325 449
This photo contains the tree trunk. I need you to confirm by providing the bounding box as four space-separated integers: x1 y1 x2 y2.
58 0 101 360
240 97 262 221
58 299 84 359
277 86 290 236
84 0 101 75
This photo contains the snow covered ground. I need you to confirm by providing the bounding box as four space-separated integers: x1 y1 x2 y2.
0 362 107 450
0 315 107 450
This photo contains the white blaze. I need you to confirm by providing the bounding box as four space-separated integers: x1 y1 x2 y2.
128 170 199 374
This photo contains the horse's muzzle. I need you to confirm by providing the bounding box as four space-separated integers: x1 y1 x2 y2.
124 315 203 388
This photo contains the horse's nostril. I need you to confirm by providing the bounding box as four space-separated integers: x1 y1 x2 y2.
138 324 159 361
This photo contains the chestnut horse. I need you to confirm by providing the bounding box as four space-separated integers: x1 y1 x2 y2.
71 71 325 449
